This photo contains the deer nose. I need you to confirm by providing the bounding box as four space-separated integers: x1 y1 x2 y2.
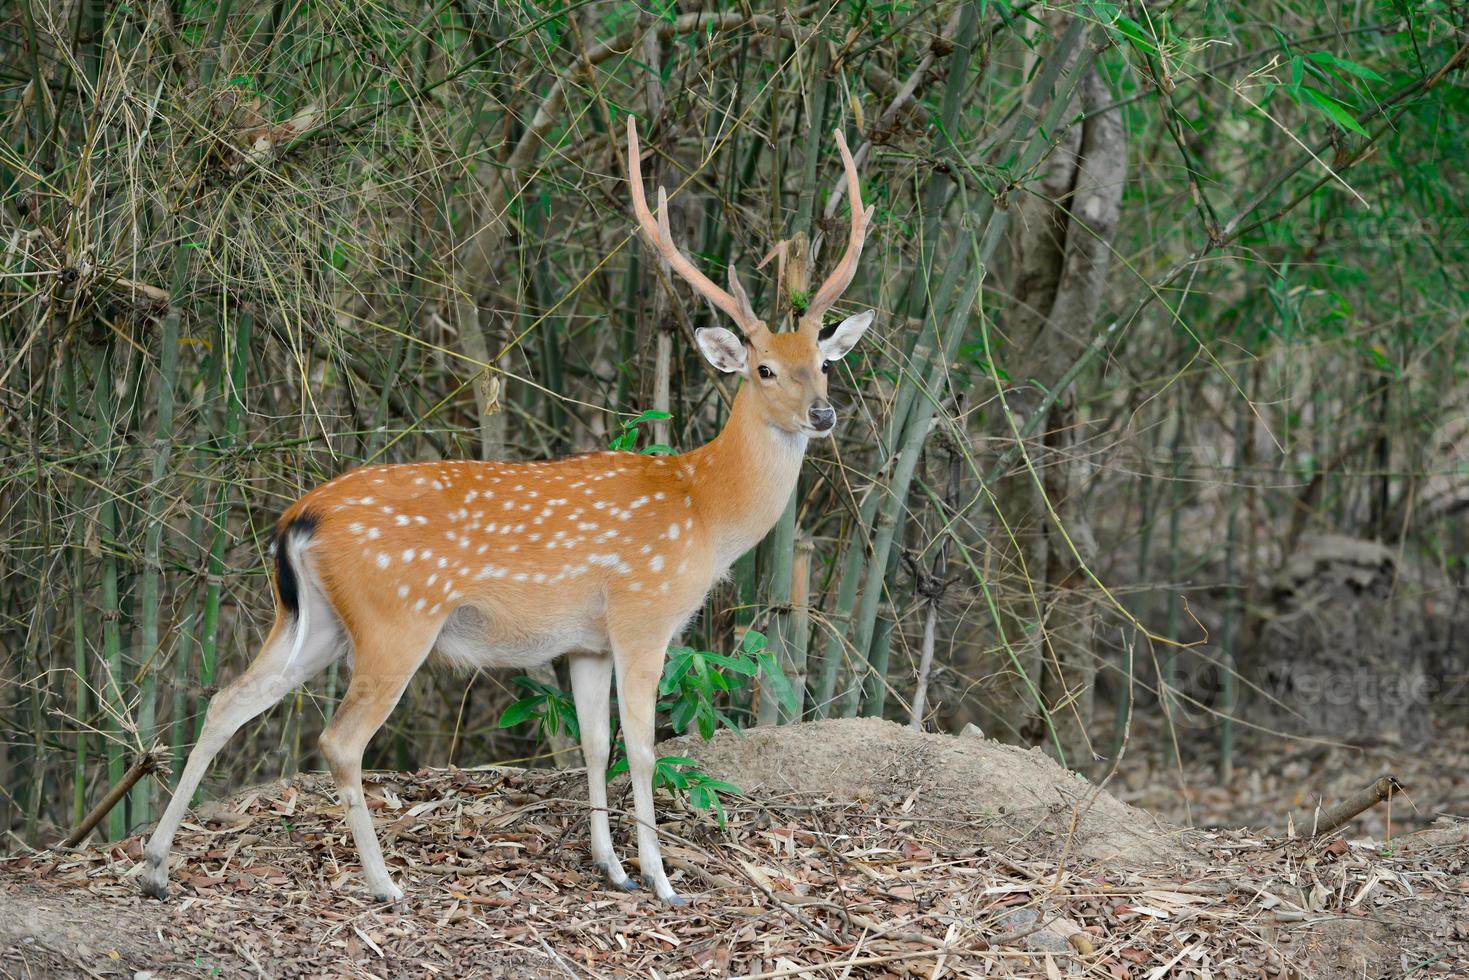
808 403 836 431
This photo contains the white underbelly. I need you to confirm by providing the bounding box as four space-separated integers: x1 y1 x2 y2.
430 605 609 671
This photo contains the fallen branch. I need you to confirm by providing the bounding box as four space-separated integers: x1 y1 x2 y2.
58 751 158 849
1312 775 1405 838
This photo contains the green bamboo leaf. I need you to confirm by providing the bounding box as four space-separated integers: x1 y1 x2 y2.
1301 86 1368 136
497 697 540 729
757 652 799 713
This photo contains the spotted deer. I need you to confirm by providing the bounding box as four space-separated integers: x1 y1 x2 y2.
140 117 875 905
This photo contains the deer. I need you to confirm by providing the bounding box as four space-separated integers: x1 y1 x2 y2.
140 116 875 906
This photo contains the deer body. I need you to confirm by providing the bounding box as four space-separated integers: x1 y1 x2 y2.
140 118 873 905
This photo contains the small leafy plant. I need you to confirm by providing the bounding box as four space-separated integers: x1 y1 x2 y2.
607 752 742 826
608 408 673 454
496 675 580 743
498 631 796 825
661 629 797 739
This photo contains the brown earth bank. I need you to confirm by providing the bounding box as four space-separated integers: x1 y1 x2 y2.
2 719 1465 978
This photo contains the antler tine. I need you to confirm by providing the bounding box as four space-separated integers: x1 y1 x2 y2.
800 128 875 333
626 116 767 340
727 263 759 326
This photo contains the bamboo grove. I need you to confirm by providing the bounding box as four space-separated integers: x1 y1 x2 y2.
2 0 1467 844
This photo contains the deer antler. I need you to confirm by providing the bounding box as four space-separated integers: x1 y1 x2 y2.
799 129 875 334
627 116 769 342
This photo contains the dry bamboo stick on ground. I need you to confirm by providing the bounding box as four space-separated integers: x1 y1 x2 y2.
59 751 158 848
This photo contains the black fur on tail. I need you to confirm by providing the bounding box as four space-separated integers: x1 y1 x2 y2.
271 510 320 619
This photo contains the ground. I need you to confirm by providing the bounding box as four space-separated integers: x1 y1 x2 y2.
2 719 1466 978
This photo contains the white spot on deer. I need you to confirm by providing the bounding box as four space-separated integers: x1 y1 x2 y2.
349 522 365 535
650 555 665 572
397 584 410 599
366 527 380 540
427 573 438 586
403 548 416 562
465 490 479 503
512 572 528 582
414 515 428 525
667 523 680 540
414 598 426 612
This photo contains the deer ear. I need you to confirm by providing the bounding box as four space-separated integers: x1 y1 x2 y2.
818 309 875 361
695 327 748 373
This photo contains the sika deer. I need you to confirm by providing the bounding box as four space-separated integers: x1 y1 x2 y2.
141 117 874 904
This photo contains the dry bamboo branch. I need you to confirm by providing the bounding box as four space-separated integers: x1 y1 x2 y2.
1311 775 1404 838
59 750 158 848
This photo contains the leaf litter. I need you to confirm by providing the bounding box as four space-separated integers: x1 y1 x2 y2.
2 719 1465 978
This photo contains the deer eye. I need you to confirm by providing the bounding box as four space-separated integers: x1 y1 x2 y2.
820 360 831 374
757 364 775 380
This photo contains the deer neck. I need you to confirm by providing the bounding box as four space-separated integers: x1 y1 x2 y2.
685 382 807 570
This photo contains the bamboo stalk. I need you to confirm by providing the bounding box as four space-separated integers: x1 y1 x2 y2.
133 292 183 826
196 311 252 763
65 351 90 828
94 341 127 839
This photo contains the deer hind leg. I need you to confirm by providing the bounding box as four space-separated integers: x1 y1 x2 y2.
317 625 436 902
141 603 343 898
568 651 635 890
610 632 682 904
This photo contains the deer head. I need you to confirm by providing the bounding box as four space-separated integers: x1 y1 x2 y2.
627 117 876 438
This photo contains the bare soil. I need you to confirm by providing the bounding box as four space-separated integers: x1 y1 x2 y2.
2 719 1464 978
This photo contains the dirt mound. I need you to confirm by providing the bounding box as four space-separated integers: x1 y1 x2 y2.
666 716 1196 866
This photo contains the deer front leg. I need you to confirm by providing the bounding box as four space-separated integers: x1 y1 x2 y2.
568 651 635 890
611 637 683 905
